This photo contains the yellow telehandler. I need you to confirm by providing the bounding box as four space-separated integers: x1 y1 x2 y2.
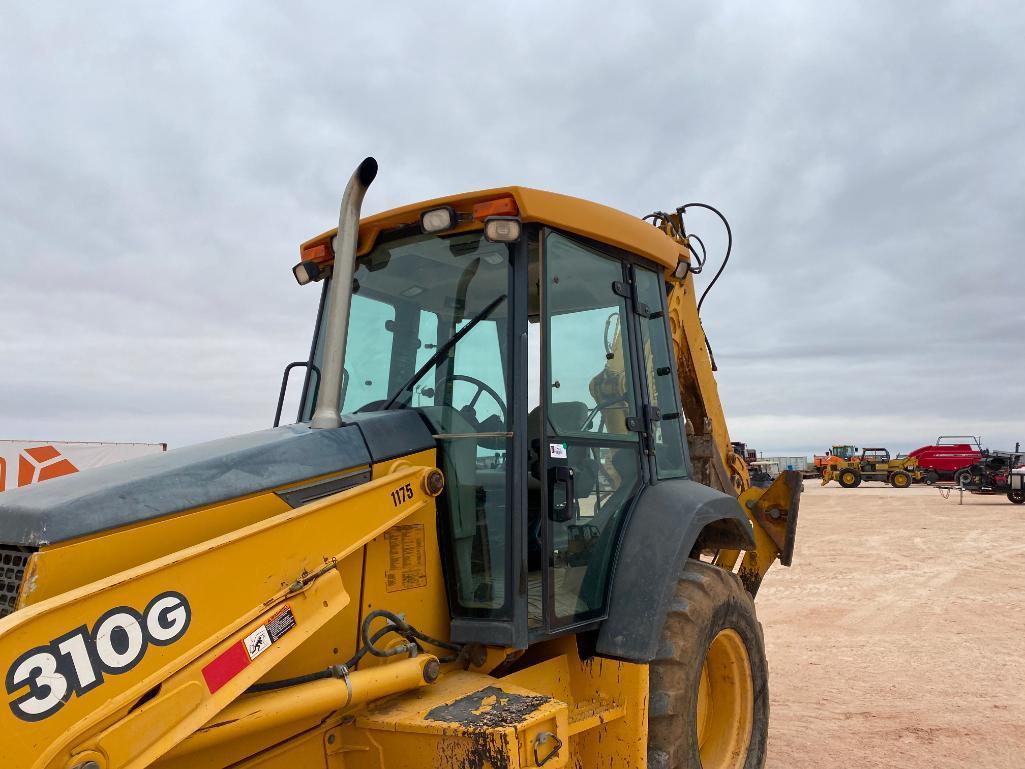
0 158 800 769
821 447 921 488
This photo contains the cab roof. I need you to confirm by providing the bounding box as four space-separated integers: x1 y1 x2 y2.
300 186 687 271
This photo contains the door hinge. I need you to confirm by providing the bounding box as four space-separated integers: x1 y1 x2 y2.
627 405 662 455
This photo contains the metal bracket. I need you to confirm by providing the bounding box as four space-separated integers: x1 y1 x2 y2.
744 470 801 566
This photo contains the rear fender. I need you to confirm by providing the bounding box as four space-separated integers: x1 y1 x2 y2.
595 479 754 663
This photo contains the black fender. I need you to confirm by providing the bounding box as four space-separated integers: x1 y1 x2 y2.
595 478 755 663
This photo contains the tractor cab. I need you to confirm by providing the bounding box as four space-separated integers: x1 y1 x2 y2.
295 195 690 647
831 444 858 461
859 448 891 469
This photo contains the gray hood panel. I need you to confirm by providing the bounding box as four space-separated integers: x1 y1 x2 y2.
0 423 372 547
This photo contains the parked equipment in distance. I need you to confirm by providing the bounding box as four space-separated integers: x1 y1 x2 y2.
952 444 1025 504
907 435 982 485
813 444 858 476
759 455 811 476
822 447 922 488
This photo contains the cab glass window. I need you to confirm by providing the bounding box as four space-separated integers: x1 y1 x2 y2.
544 233 637 442
303 230 514 620
635 267 687 478
539 231 642 628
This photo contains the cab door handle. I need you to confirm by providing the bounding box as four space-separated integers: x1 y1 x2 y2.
548 466 575 523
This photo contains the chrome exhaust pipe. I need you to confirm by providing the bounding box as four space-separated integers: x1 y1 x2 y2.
310 156 378 430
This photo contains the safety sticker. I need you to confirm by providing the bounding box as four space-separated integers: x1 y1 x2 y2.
385 524 428 592
549 443 568 459
267 605 297 641
244 626 272 660
204 606 299 694
244 605 297 661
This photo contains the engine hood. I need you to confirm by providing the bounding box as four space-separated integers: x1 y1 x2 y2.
0 410 433 548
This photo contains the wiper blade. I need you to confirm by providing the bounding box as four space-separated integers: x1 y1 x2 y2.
382 293 507 410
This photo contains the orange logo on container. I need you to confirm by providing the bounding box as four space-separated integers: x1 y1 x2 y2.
18 446 79 487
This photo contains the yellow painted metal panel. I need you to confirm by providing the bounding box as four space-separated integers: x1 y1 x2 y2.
342 670 570 769
301 186 686 271
354 452 451 672
0 461 437 769
22 467 369 607
511 636 648 768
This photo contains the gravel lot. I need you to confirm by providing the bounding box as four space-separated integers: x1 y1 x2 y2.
757 481 1025 768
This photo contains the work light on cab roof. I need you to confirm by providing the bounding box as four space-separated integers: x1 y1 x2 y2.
419 205 456 233
420 196 522 242
291 259 323 286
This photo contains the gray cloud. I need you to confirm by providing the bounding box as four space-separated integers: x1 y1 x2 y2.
1 1 1022 457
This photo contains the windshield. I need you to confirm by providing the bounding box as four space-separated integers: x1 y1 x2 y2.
299 228 515 618
301 229 513 432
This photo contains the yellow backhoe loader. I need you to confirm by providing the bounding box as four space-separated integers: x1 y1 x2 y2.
0 158 800 769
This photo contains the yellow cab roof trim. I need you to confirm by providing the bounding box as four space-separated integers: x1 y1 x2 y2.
300 186 687 271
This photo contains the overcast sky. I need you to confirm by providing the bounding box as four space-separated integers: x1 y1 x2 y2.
1 2 1023 457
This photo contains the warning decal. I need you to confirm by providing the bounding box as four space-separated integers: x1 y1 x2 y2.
385 524 428 592
244 626 272 660
243 605 297 661
267 605 297 641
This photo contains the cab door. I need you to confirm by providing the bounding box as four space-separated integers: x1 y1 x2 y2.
538 231 647 630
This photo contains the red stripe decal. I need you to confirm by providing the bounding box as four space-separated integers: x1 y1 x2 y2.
202 640 251 694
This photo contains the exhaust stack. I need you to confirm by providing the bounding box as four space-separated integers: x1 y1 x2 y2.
310 156 378 430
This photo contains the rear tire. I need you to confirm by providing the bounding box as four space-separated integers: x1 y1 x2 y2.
648 559 768 769
838 468 861 488
1009 491 1025 505
953 468 972 487
890 471 912 488
923 470 939 485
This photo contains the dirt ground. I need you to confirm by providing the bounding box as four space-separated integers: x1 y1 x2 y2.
757 481 1025 768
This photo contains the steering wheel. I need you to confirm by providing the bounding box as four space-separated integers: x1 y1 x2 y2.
449 374 508 428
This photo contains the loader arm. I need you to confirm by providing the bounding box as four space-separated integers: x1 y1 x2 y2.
658 213 797 591
661 218 748 496
0 458 443 769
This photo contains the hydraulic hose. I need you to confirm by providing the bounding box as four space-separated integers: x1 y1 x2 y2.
677 202 732 314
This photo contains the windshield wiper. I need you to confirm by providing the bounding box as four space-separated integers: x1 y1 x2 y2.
382 293 507 410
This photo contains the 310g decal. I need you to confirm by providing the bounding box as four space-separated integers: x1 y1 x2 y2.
5 591 191 722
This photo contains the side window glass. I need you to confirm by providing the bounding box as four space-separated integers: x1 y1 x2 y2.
545 234 637 441
452 320 507 432
340 294 395 413
411 310 439 407
547 441 640 622
440 317 511 613
635 268 688 478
